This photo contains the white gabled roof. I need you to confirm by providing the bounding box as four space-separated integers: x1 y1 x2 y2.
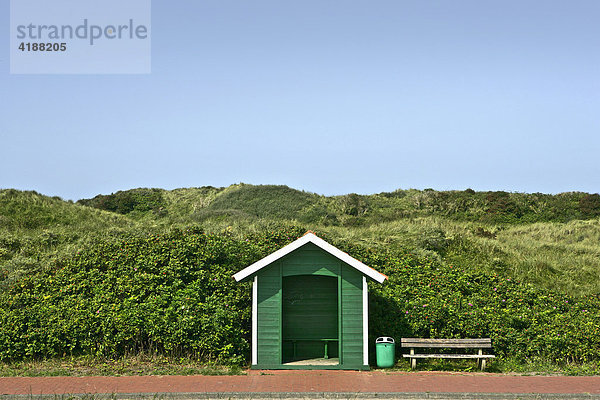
233 232 387 283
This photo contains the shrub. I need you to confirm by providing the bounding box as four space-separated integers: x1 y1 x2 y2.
77 189 166 216
579 194 600 218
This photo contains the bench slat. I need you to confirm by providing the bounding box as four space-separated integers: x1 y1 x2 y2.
401 338 492 348
402 343 492 348
403 354 496 359
401 338 492 344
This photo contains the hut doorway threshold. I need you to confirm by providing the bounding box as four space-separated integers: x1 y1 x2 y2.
283 357 340 366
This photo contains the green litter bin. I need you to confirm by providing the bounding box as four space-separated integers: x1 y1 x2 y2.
376 337 395 368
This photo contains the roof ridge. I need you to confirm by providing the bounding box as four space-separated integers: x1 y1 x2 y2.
232 233 387 283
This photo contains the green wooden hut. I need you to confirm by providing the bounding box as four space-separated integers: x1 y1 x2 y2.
233 232 387 370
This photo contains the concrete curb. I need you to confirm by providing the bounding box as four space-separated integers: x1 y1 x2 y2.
3 393 600 400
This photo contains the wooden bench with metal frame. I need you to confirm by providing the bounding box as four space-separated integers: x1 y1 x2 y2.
284 338 339 360
401 338 495 371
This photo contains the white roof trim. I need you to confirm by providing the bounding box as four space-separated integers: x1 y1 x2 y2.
233 232 387 283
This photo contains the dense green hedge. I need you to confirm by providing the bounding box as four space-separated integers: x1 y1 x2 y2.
363 251 600 363
1 228 599 364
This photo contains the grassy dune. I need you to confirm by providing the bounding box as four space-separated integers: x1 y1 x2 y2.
2 184 600 296
0 189 140 287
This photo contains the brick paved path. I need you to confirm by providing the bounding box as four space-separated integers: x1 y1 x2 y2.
1 370 599 396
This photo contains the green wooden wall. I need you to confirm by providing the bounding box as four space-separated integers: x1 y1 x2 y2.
340 266 363 367
255 242 365 369
256 263 281 366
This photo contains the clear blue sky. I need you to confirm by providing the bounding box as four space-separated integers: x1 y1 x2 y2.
1 1 599 200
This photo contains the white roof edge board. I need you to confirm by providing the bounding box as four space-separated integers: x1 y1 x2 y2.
232 232 387 283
